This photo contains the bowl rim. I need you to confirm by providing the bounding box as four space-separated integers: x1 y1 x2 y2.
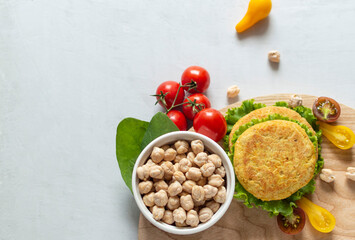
132 131 235 235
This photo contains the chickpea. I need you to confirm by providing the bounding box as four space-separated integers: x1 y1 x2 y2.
215 166 226 178
175 221 187 227
174 154 186 163
179 158 192 173
186 210 199 227
193 198 205 207
196 177 207 186
162 210 174 225
227 85 240 98
289 94 302 108
206 200 220 213
180 194 194 211
192 185 205 202
208 154 222 168
173 163 180 172
194 152 208 167
186 167 202 182
138 181 153 194
182 180 196 194
186 152 195 163
151 147 165 163
204 184 218 199
320 169 336 183
161 145 170 151
208 174 224 187
173 171 186 184
154 180 168 192
145 159 156 167
167 196 180 210
268 50 280 63
168 181 183 196
152 206 165 221
174 140 189 154
191 140 204 155
137 165 150 181
164 148 177 161
200 162 216 177
214 186 226 203
199 207 213 223
173 207 187 224
346 167 355 181
149 165 164 179
142 192 155 207
160 161 174 180
154 190 168 207
179 191 189 197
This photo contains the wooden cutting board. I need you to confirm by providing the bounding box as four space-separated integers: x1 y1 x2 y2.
138 94 355 240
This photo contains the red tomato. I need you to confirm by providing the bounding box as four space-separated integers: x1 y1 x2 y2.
277 208 306 235
155 81 185 109
167 110 187 131
193 108 227 142
181 66 210 93
182 93 211 120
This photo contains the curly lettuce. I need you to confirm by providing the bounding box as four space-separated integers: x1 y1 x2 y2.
224 100 324 216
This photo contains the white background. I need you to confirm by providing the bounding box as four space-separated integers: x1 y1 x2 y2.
1 0 355 239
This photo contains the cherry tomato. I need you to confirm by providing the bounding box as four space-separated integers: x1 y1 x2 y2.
313 97 341 122
167 110 187 131
193 108 227 142
155 81 185 109
182 93 211 120
318 121 355 150
296 197 336 233
277 208 306 235
181 66 210 93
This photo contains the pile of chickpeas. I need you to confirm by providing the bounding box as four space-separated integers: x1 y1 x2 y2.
136 139 227 227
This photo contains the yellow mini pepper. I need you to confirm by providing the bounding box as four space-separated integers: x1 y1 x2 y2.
236 0 272 33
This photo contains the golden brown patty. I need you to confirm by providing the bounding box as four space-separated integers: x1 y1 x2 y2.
228 106 316 151
234 120 317 201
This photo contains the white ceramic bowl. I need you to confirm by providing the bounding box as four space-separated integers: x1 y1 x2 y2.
132 131 235 235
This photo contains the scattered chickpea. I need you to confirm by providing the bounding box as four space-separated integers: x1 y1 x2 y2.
167 196 180 210
142 192 155 207
268 50 280 63
208 174 224 187
180 195 194 211
138 181 153 194
200 162 216 177
208 154 222 168
227 85 240 98
173 171 186 184
173 207 187 224
199 207 213 223
164 148 177 161
320 169 336 183
205 200 220 213
346 167 355 181
204 185 218 199
162 210 174 225
137 165 150 181
168 181 183 196
186 167 202 182
154 180 168 192
154 190 169 207
149 165 164 179
191 140 204 155
152 206 165 221
215 166 226 178
289 94 303 108
194 152 208 167
186 210 199 227
151 147 165 163
192 185 205 202
182 180 197 194
179 158 192 173
174 141 189 154
213 186 227 203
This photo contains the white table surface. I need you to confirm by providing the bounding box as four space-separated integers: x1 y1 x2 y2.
1 0 355 239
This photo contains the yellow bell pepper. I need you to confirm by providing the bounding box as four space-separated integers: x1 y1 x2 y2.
236 0 272 33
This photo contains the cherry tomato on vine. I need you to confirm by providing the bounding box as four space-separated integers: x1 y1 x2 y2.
312 97 341 123
182 93 211 120
193 108 227 142
167 110 187 131
277 208 306 235
155 81 185 109
181 66 210 93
